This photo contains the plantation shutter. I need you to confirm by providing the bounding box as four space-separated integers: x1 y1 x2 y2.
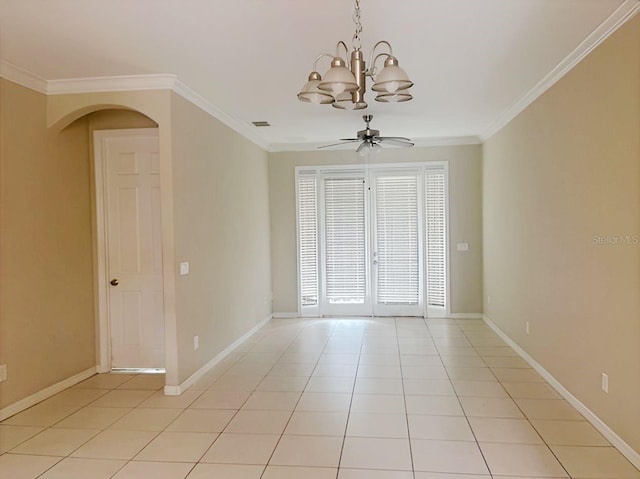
324 177 366 304
425 170 446 308
298 176 318 306
375 174 419 305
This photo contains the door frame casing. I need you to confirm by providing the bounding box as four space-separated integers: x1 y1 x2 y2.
92 128 161 372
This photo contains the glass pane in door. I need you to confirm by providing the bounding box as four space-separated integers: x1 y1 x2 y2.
373 172 422 316
323 177 367 307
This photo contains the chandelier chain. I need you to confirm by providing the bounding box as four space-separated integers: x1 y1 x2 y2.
352 0 362 50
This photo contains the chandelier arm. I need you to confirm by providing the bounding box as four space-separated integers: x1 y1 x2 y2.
335 41 350 59
365 41 394 74
367 52 392 77
313 53 336 72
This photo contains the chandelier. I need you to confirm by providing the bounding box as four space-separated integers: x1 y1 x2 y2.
297 0 413 110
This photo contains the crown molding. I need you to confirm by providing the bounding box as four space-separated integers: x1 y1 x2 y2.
269 135 481 152
0 60 48 93
46 74 178 94
3 0 637 151
173 80 271 151
481 0 640 141
0 63 269 150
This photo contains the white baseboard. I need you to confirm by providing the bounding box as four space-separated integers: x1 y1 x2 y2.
164 314 273 396
483 314 640 469
448 313 484 319
0 367 97 421
272 312 300 319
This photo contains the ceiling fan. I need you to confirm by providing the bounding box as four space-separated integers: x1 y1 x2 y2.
319 114 414 154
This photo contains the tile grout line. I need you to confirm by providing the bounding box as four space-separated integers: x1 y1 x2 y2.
456 321 506 478
399 316 418 479
459 321 573 479
334 319 365 479
254 319 331 479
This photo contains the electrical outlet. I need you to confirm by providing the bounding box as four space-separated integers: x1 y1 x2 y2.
487 295 491 305
193 335 199 351
602 373 608 393
0 364 7 382
526 321 530 335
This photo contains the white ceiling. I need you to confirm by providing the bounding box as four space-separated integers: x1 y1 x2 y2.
0 0 636 151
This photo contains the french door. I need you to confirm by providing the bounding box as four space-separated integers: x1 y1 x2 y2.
297 163 448 318
371 170 422 316
320 174 370 316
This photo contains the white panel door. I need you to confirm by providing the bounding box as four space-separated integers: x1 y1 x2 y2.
105 133 164 368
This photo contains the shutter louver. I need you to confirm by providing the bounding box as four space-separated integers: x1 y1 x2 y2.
324 177 366 304
375 174 419 305
426 171 446 308
298 176 318 306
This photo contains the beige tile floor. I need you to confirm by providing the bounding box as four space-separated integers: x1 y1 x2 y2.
1 317 640 478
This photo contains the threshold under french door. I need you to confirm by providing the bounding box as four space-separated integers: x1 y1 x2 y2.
111 368 166 374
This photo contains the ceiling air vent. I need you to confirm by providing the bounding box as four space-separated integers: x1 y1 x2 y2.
252 121 271 127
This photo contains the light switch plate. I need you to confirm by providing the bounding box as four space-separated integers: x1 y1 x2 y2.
456 243 469 251
180 262 190 275
0 364 7 382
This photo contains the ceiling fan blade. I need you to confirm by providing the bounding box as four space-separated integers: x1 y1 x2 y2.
339 138 360 141
356 142 367 153
317 140 361 149
377 136 413 142
376 137 415 147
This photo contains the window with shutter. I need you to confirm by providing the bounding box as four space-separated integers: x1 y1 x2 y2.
425 170 446 309
297 176 318 307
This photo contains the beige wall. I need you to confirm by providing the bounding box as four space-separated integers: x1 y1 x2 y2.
483 15 640 452
268 145 483 315
5 85 272 394
170 93 272 382
0 79 95 407
87 109 157 131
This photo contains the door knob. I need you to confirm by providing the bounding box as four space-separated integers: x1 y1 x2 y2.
110 279 119 286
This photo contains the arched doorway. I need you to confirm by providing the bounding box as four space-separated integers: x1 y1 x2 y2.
54 104 176 386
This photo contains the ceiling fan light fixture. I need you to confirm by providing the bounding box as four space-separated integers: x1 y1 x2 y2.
297 71 335 104
358 140 382 158
371 56 413 93
320 115 413 153
317 57 359 95
375 91 413 103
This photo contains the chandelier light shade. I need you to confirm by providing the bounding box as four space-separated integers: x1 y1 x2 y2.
375 92 413 103
297 71 335 104
297 0 413 110
333 92 368 110
317 57 359 95
371 56 413 93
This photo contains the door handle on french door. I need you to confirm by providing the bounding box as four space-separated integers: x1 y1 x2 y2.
110 279 119 286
